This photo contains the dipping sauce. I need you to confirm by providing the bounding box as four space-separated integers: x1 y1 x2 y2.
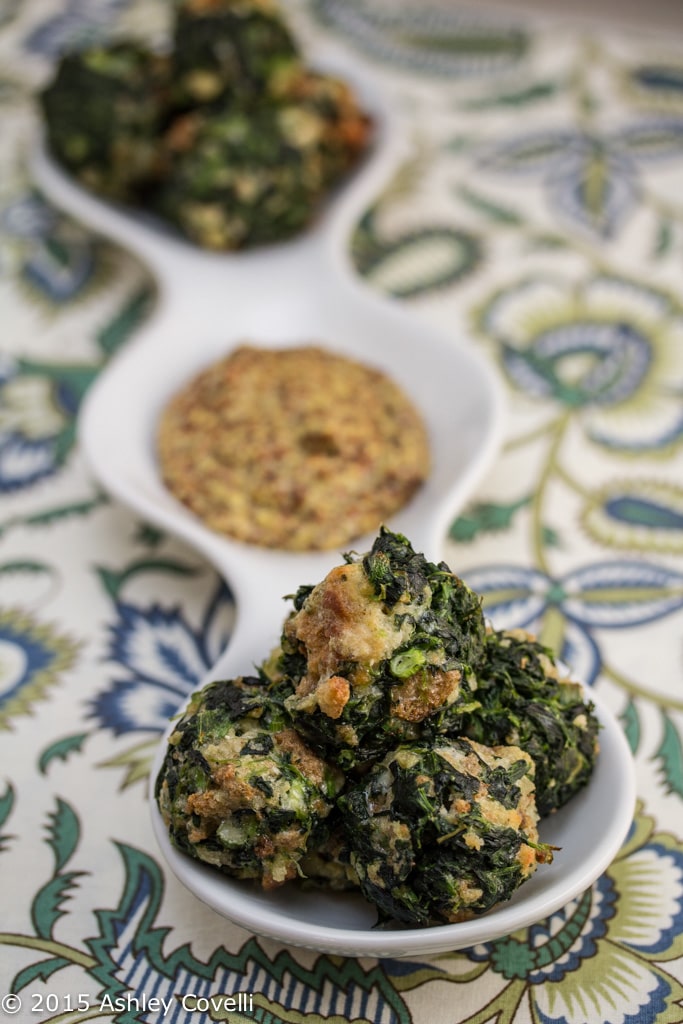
157 344 430 550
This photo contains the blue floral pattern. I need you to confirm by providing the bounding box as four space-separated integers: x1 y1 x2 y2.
1 192 100 304
478 120 683 238
462 560 683 685
475 274 683 452
0 606 79 729
90 584 234 736
0 358 83 492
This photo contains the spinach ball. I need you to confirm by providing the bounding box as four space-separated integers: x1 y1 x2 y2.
339 738 551 926
278 528 487 771
155 676 343 889
40 41 170 201
171 0 300 108
157 100 336 248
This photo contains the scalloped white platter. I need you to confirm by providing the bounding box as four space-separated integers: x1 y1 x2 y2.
32 45 635 958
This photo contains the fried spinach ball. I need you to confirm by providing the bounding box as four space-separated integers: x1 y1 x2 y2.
463 629 600 817
339 738 550 926
171 0 300 108
157 99 339 248
155 675 343 889
277 528 487 771
40 41 171 201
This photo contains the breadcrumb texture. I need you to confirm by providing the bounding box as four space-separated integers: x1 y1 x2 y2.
157 345 430 550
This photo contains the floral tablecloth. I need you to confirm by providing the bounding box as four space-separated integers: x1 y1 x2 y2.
3 1 683 1022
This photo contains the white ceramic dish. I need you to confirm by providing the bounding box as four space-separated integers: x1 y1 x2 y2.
32 46 634 958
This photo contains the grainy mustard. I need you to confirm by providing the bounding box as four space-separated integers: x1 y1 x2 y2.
157 344 430 550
